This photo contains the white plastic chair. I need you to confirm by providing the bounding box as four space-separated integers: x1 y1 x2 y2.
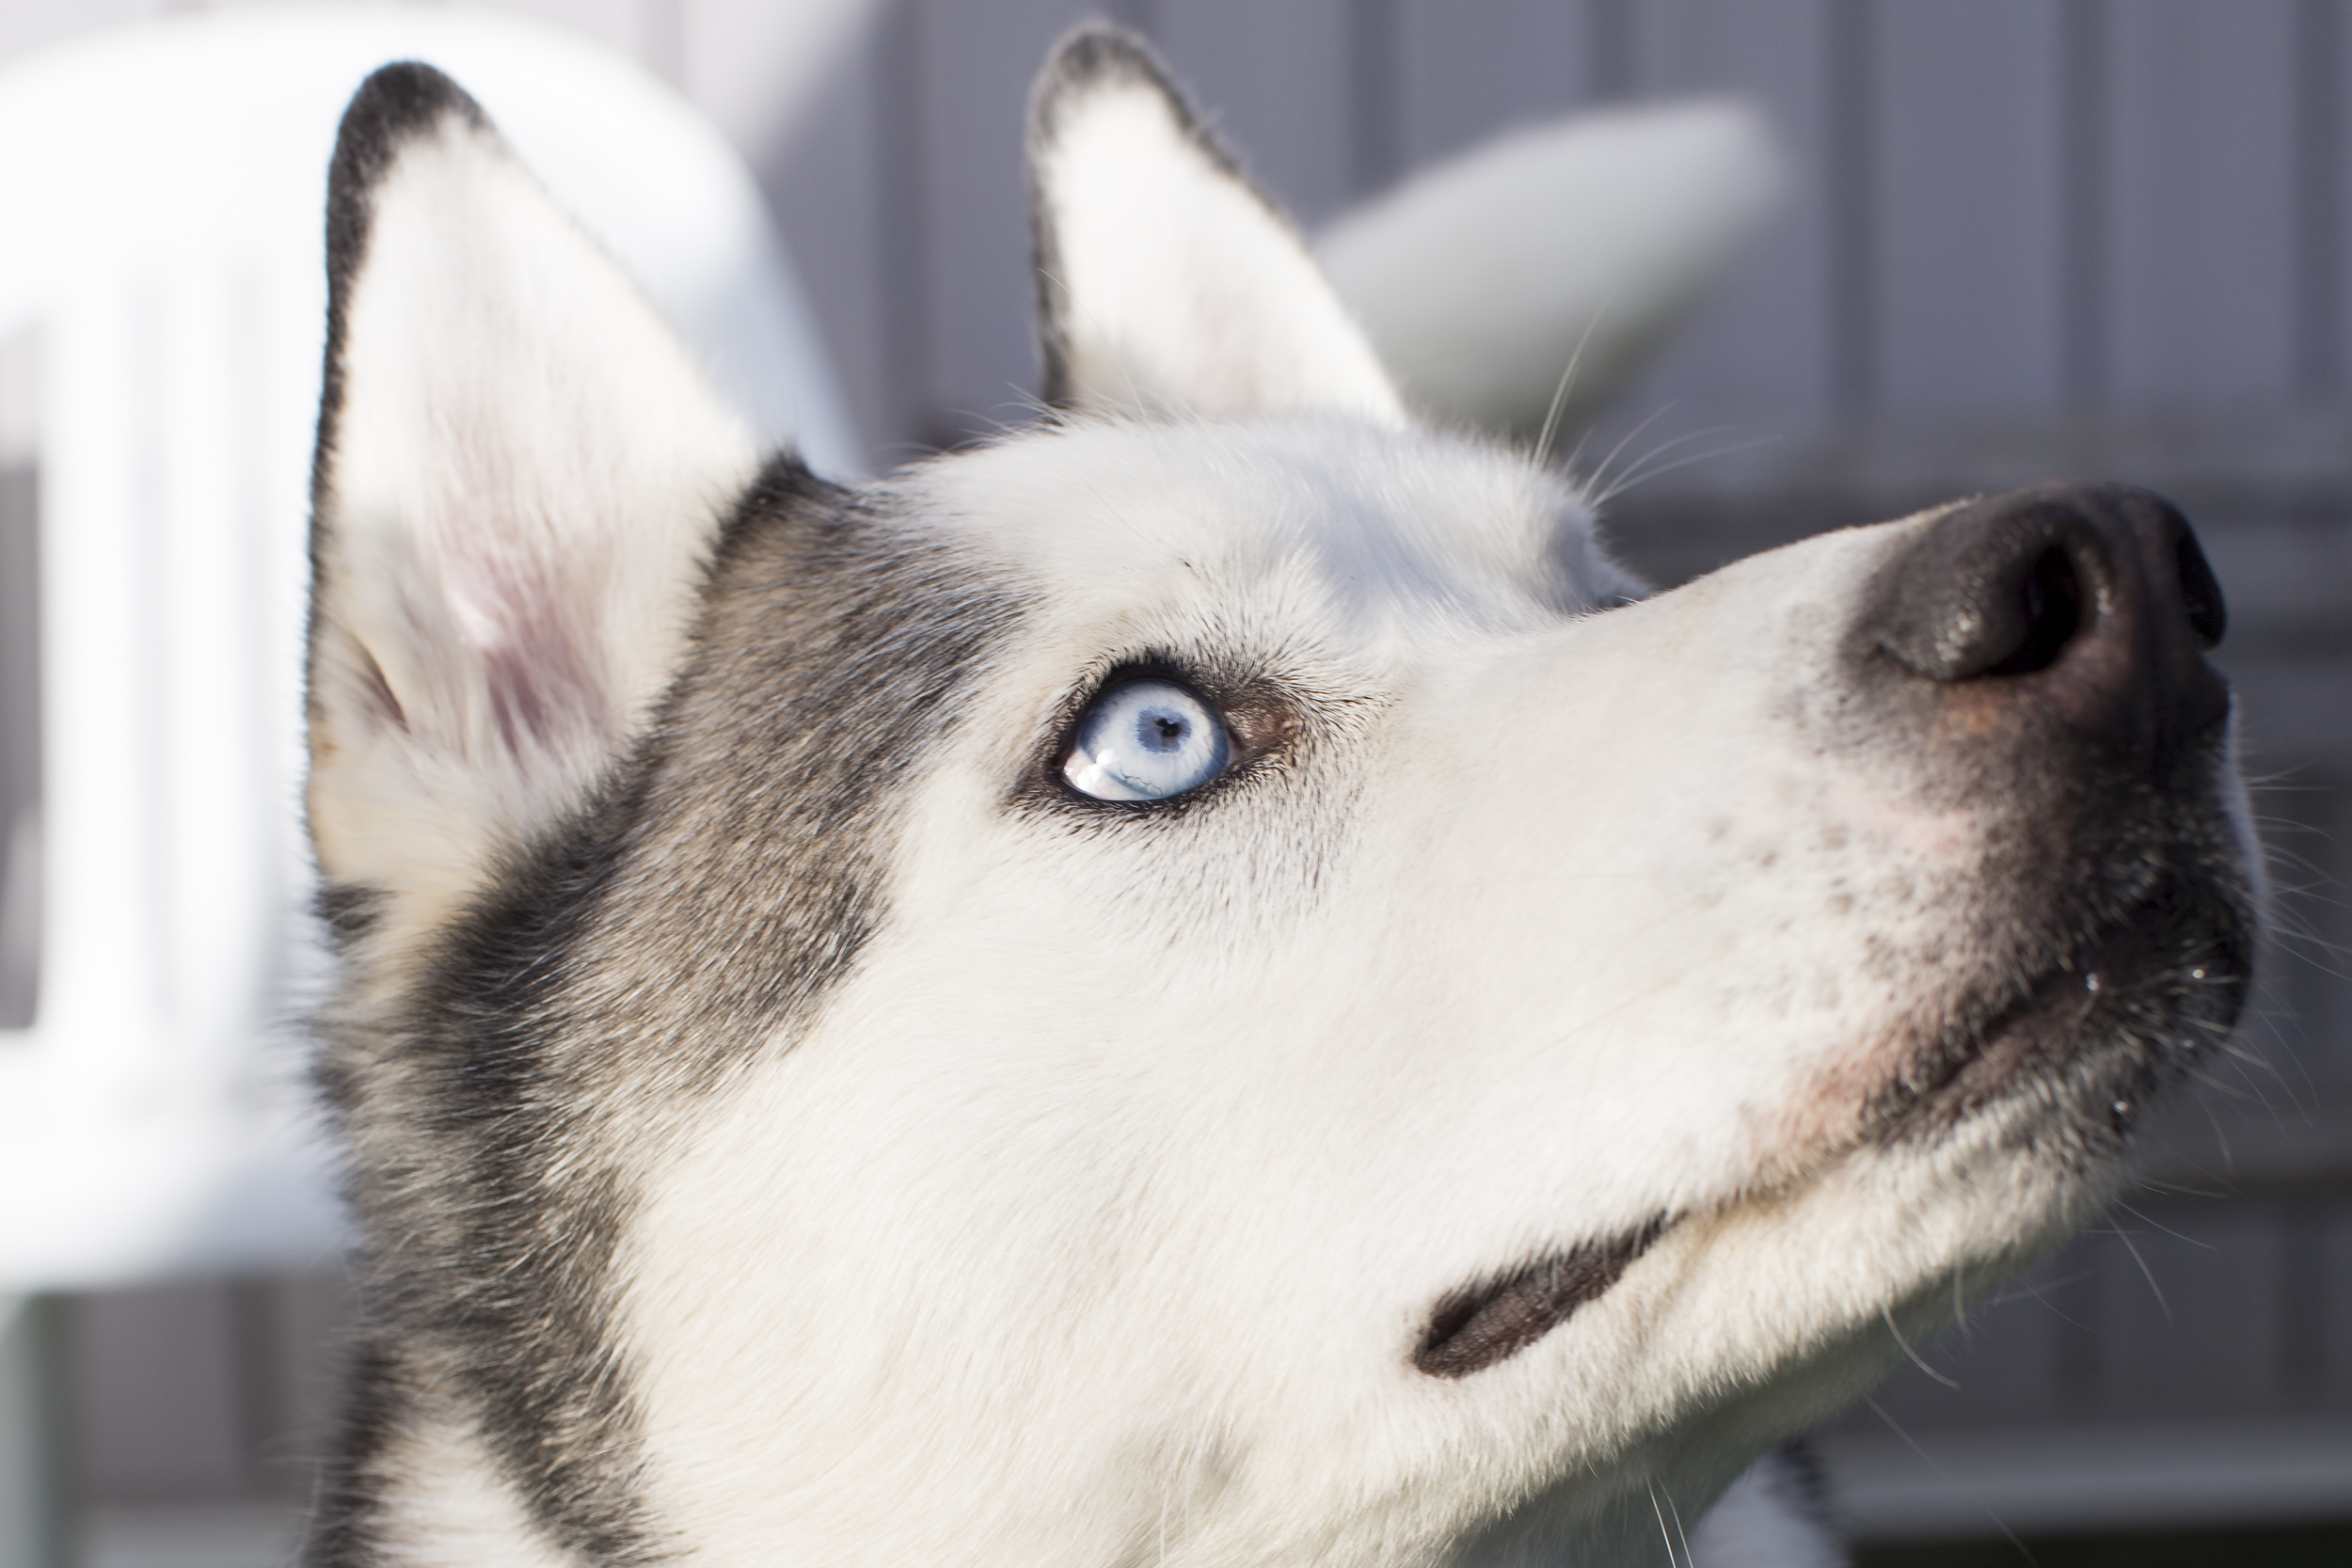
0 8 859 1297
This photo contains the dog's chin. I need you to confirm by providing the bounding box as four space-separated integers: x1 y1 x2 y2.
1870 867 2253 1152
1411 871 2251 1383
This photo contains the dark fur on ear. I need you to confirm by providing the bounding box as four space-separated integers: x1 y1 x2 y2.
313 63 485 533
1021 21 1403 424
1026 24 1266 412
303 53 760 940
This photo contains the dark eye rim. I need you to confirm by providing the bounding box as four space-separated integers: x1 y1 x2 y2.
1020 657 1300 816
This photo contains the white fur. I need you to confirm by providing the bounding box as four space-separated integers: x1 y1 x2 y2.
608 427 2073 1567
309 38 2245 1568
1033 69 1406 425
375 1417 576 1568
309 109 759 957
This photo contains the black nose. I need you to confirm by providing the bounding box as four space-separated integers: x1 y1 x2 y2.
1866 482 2230 767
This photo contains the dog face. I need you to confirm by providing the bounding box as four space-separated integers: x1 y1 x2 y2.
304 32 2255 1568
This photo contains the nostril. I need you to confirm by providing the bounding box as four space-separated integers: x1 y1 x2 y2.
1981 546 2085 678
2173 527 2227 649
1862 483 2232 766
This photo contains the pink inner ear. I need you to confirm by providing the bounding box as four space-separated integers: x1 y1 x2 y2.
478 610 608 757
438 526 615 760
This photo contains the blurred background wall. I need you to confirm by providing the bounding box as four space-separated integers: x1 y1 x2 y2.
1 1 2349 1563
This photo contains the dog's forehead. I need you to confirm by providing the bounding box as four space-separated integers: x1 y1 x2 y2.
900 418 1597 640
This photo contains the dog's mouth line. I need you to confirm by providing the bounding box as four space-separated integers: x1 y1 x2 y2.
1869 868 2252 1139
1413 1214 1674 1379
1412 871 2252 1382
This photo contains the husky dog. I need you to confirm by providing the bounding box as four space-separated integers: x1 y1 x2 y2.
301 25 2254 1568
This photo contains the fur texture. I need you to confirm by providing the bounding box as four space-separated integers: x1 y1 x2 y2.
303 28 2255 1568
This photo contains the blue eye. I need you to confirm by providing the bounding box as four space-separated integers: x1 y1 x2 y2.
1061 678 1232 801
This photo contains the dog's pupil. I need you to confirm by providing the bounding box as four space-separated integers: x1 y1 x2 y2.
1147 715 1185 750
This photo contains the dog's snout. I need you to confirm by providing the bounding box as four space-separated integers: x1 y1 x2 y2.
1865 482 2231 766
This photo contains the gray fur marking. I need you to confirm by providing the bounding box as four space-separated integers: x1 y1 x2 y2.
309 457 1026 1562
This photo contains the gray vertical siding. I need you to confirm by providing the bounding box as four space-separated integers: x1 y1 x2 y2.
0 0 2336 445
757 0 2352 443
2109 1 2299 404
1872 1 2066 411
2306 0 2352 397
6 0 2351 1542
909 0 1075 443
1156 0 1361 220
1641 0 1841 415
1389 1 1587 166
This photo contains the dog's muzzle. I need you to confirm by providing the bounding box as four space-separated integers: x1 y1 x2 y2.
1408 483 2250 1381
1853 481 2254 1132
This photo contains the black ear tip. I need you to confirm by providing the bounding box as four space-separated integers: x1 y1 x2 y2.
330 62 490 206
1025 22 1212 414
350 60 481 119
1030 21 1192 143
1042 21 1165 82
319 61 502 466
340 62 486 155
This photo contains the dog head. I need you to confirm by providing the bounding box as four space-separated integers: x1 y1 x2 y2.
305 30 2255 1567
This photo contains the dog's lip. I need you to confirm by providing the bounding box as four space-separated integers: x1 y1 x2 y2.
1868 868 2252 1140
1409 878 2248 1381
1412 1214 1673 1378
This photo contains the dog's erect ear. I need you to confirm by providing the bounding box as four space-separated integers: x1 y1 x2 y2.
308 64 760 940
1027 25 1406 425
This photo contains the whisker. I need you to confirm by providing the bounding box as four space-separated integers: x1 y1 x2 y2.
1865 1399 2039 1563
2109 1201 2211 1250
1536 287 1622 465
1597 431 1786 506
2130 1171 2229 1202
1587 421 1739 501
2102 1226 2171 1323
1882 1305 1961 1389
1645 1478 1686 1568
1580 401 1681 500
2000 1269 2094 1329
1661 1481 1695 1568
